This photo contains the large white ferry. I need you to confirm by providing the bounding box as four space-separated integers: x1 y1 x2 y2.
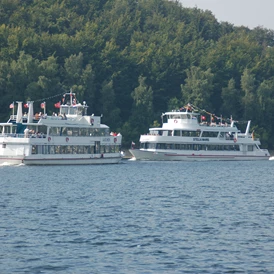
0 92 123 165
129 104 270 161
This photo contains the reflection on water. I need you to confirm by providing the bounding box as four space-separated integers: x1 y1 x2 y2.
1 160 274 273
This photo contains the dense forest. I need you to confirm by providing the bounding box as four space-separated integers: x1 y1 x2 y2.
1 0 274 148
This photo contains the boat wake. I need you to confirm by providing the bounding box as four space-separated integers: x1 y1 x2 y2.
128 157 136 161
0 162 25 167
269 156 274 160
0 162 12 166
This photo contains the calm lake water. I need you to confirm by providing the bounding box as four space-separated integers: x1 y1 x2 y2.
1 160 274 273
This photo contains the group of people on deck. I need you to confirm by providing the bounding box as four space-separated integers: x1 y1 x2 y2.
24 128 45 138
23 111 67 121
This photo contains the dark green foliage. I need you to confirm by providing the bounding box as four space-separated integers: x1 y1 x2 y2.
181 66 214 110
0 0 274 148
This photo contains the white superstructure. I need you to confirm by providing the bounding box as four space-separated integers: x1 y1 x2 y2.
129 105 270 161
0 92 122 165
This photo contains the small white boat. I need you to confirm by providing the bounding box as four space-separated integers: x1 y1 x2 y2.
0 91 123 165
129 104 270 161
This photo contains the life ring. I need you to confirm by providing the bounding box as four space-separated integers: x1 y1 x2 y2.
114 137 117 143
234 138 237 143
66 137 69 142
48 137 51 142
174 120 178 123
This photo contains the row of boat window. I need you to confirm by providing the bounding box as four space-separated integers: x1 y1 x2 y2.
49 127 110 136
168 114 193 119
149 130 236 138
1 126 110 137
31 144 121 154
140 143 256 151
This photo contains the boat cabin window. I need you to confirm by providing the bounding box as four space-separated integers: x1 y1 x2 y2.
140 142 157 149
28 125 47 135
148 143 156 149
169 114 181 119
79 128 90 136
49 127 62 136
181 131 199 137
174 130 181 136
50 127 109 137
219 132 225 138
154 130 171 136
61 106 84 116
225 132 236 140
149 130 159 135
169 114 192 120
248 145 254 151
161 130 172 136
31 144 121 155
90 128 107 136
157 143 167 149
201 131 218 137
174 129 200 136
148 143 240 151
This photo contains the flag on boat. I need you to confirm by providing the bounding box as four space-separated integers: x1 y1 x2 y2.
40 102 45 109
9 102 14 108
24 103 29 108
54 102 61 108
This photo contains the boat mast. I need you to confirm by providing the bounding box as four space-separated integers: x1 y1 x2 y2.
16 102 23 123
245 121 251 137
12 102 14 117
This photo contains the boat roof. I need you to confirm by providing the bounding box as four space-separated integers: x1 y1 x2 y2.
3 91 108 128
164 110 200 116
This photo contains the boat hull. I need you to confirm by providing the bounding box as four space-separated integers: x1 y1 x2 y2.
0 157 24 165
129 149 270 161
0 154 122 165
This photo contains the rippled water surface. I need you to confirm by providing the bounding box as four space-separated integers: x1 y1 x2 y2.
1 160 274 273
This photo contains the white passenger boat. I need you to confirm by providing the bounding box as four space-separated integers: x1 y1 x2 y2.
0 92 123 165
129 104 270 161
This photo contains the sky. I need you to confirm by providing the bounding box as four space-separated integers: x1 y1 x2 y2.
180 0 274 30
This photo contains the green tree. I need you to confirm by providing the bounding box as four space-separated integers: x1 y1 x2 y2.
221 78 241 118
241 68 257 121
100 79 121 130
256 78 274 148
181 66 214 109
167 97 182 111
63 52 84 87
80 63 96 111
127 75 153 143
